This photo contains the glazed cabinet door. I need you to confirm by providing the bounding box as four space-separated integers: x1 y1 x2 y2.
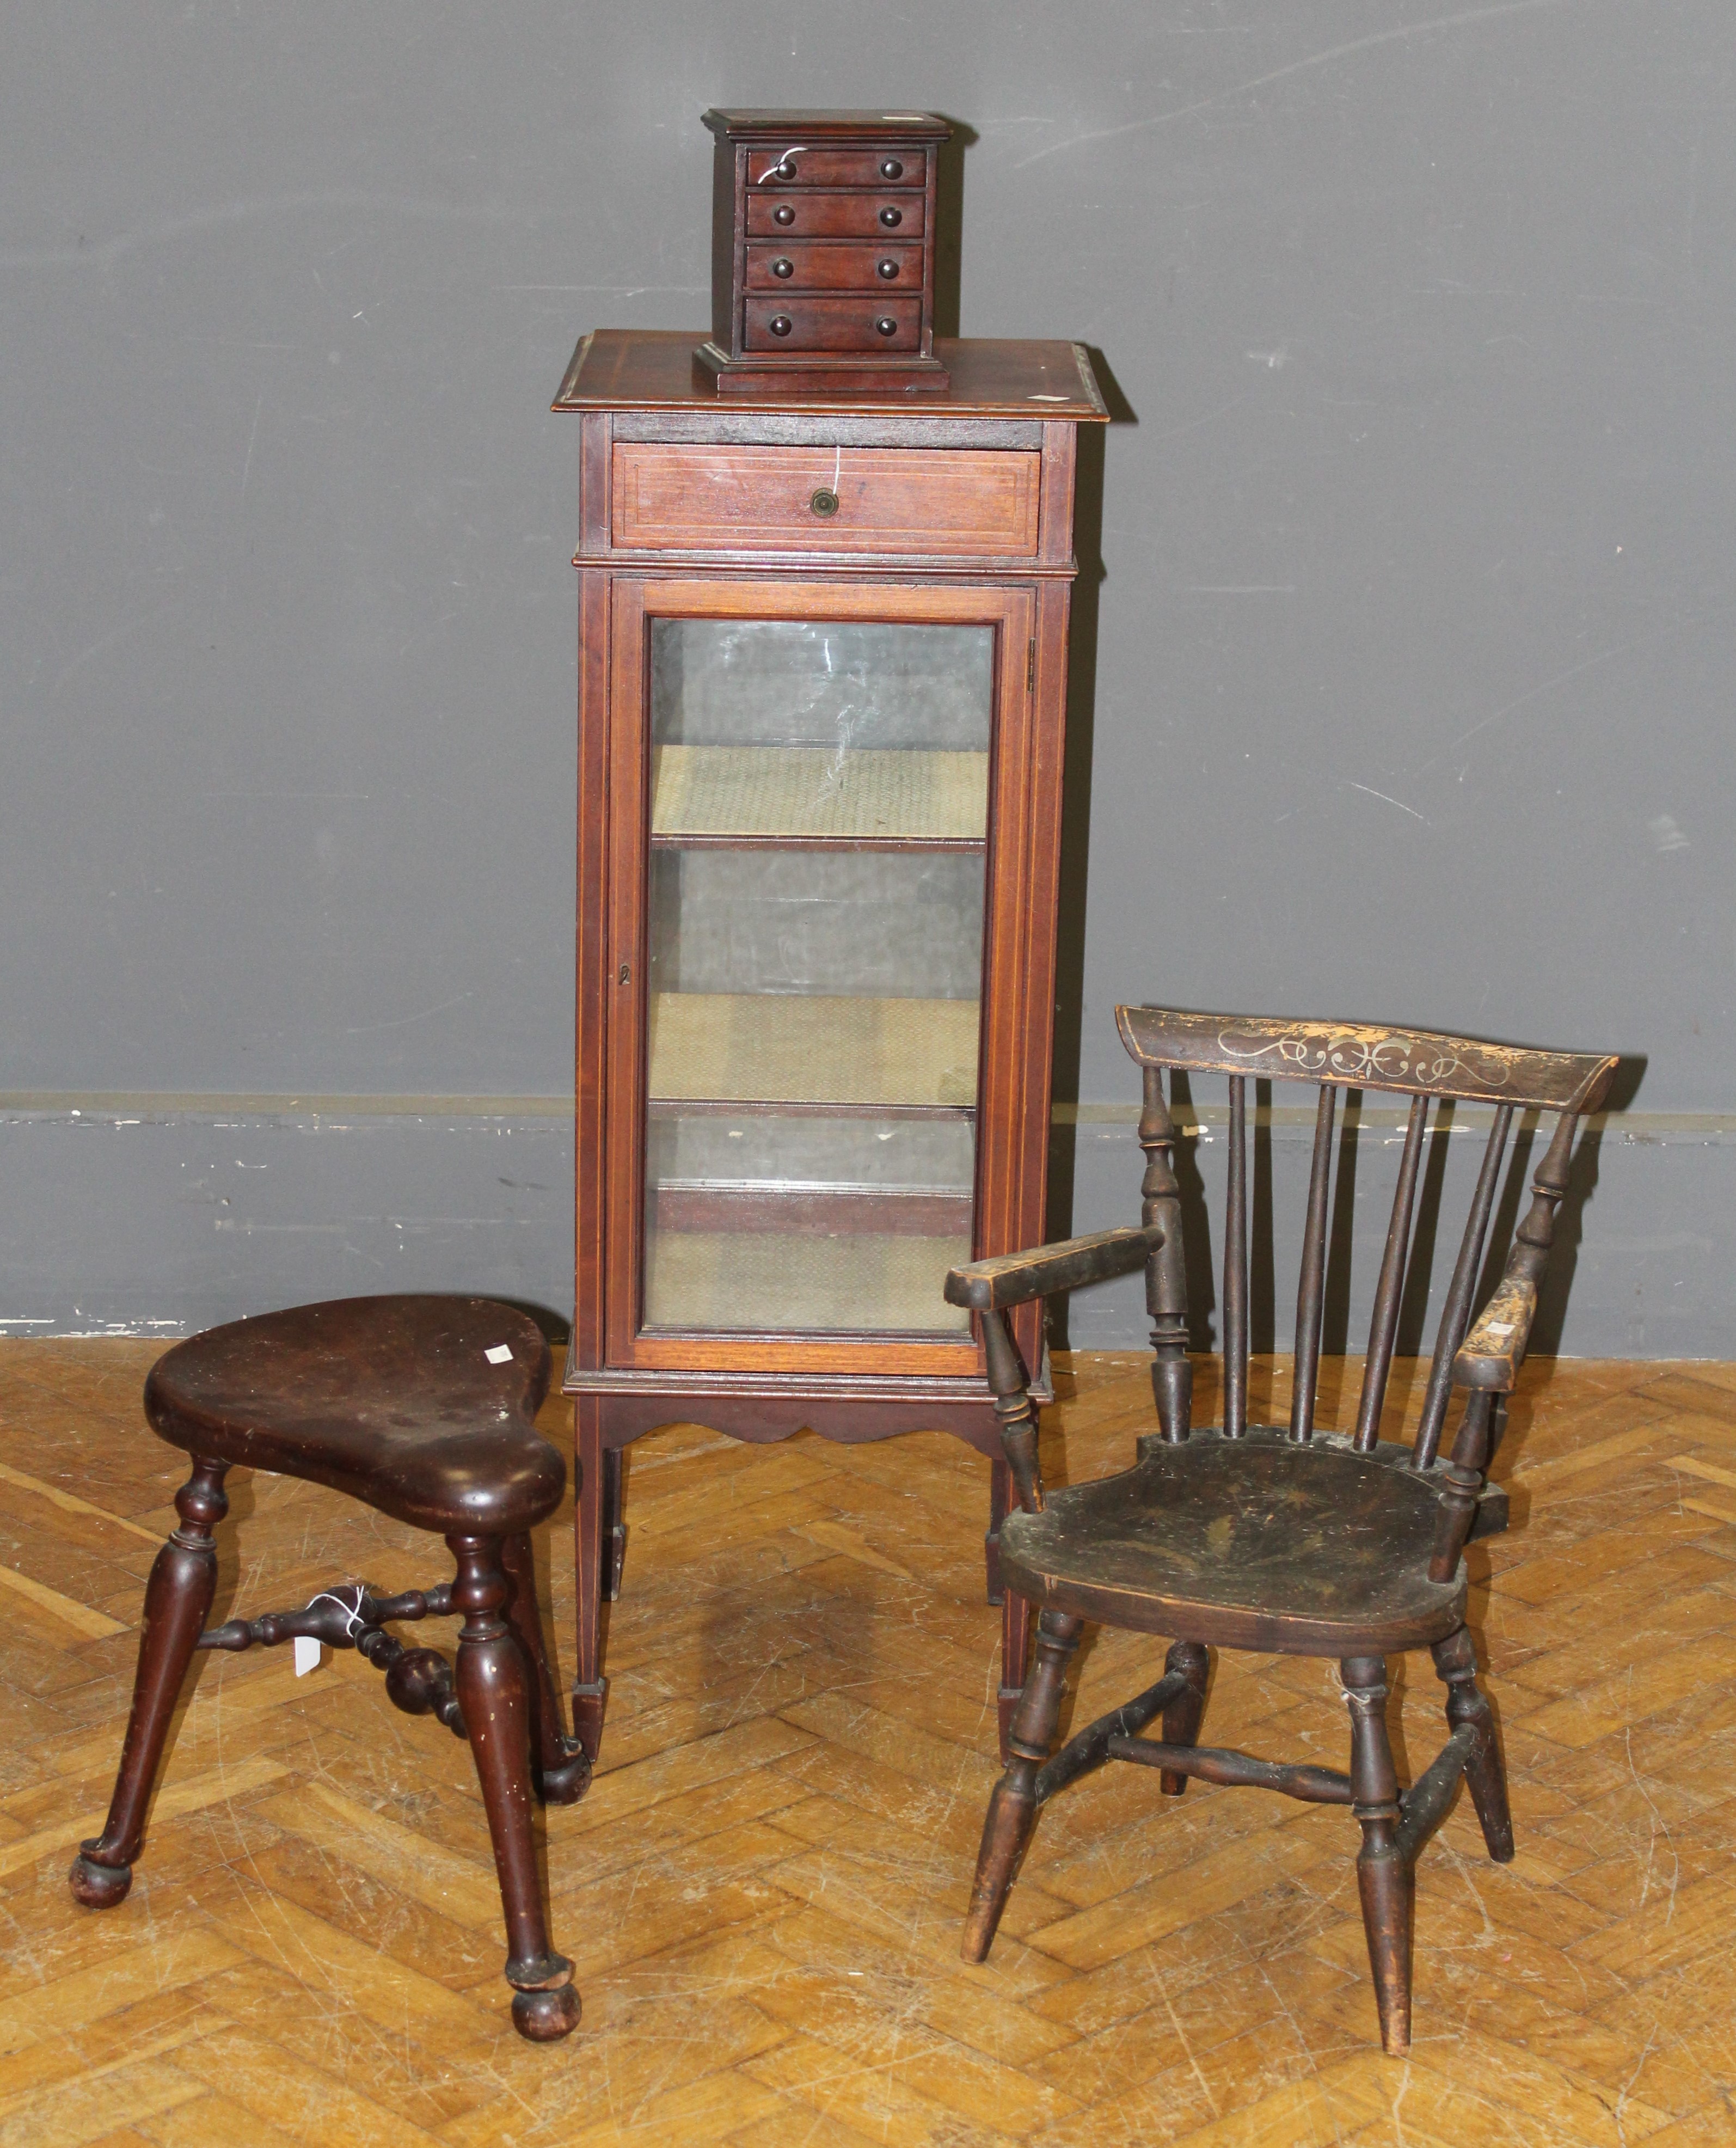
601 576 1042 1376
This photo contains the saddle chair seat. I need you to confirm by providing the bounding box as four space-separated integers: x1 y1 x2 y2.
144 1294 565 1535
71 1293 591 2042
998 1425 1485 1656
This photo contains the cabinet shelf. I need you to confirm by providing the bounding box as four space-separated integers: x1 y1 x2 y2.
646 991 979 1107
643 1229 973 1335
650 745 988 844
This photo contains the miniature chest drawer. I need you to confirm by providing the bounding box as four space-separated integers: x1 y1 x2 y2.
745 146 928 189
745 192 924 240
610 443 1042 557
744 240 921 291
743 295 921 353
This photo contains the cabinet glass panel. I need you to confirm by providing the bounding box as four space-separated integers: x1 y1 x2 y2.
643 619 992 1336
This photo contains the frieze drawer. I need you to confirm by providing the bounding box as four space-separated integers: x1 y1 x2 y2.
610 443 1043 557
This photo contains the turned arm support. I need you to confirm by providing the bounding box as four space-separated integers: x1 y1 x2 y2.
944 1224 1163 1312
1432 1107 1582 1578
946 1225 1163 1517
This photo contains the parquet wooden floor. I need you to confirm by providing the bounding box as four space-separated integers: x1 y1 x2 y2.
1 1344 1733 2147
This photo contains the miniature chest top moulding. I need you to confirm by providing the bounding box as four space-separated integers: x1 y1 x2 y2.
548 105 1109 1767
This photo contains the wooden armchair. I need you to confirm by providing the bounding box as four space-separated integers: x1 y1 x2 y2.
947 1007 1616 2055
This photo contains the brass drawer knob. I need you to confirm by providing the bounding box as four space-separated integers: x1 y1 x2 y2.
810 488 839 517
876 258 899 279
773 204 795 225
874 316 898 337
769 315 793 337
878 206 901 228
880 157 904 179
772 257 794 279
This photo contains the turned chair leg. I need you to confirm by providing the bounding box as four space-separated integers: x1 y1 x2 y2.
1159 1639 1210 1796
1342 1654 1413 2058
450 1534 580 2042
963 1607 1082 1963
500 1532 592 1807
1432 1625 1513 1862
70 1459 230 1908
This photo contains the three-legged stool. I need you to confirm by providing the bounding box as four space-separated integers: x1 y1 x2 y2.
68 1294 590 2041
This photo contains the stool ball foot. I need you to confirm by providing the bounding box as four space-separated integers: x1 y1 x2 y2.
69 1849 133 1908
512 1981 581 2042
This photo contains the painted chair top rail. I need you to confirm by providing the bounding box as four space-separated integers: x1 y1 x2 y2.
1115 1006 1617 1113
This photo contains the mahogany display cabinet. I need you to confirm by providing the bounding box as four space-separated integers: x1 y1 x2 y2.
553 328 1108 1759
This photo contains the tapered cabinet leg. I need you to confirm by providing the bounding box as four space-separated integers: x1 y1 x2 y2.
450 1534 579 2042
500 1531 591 1807
965 1608 1082 1963
986 1459 1010 1606
1432 1625 1513 1862
602 1446 626 1600
571 1396 608 1763
997 1589 1033 1764
1158 1640 1210 1797
1342 1655 1413 2057
70 1459 230 1909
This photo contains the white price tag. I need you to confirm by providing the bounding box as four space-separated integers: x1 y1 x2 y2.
293 1636 322 1677
484 1344 513 1366
1486 1321 1516 1336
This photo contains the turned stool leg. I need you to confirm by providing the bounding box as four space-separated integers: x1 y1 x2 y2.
450 1534 580 2042
1342 1654 1413 2057
1432 1625 1513 1862
963 1607 1082 1963
500 1531 591 1806
70 1458 230 1907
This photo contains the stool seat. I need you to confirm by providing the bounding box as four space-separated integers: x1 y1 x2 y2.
144 1294 563 1535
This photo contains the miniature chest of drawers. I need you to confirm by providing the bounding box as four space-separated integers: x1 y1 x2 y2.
696 108 952 395
552 327 1107 1763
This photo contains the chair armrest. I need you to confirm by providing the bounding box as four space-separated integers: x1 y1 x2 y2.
944 1225 1163 1312
1452 1277 1536 1393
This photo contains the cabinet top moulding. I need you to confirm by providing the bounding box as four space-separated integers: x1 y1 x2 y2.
553 329 1108 422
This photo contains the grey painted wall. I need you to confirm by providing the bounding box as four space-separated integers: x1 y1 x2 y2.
4 3 1732 1349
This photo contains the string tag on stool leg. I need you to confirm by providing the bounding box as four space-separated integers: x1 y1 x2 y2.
296 1586 365 1675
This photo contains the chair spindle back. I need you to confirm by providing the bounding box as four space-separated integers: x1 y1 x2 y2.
1118 1008 1618 1455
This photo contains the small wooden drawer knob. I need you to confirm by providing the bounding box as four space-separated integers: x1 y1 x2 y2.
769 315 793 337
773 204 795 225
772 257 794 278
774 160 796 180
880 157 904 179
878 206 902 228
876 258 899 279
874 316 898 336
809 487 840 517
